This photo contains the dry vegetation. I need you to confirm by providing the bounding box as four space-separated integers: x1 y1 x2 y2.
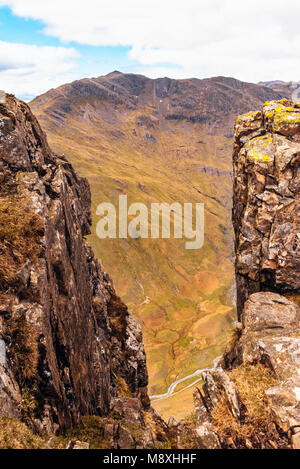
115 376 132 398
53 411 172 449
143 410 175 449
54 415 112 449
6 312 39 387
211 363 287 448
0 195 43 289
0 416 44 449
107 293 128 341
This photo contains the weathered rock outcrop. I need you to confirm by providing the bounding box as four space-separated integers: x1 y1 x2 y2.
191 100 300 449
233 99 300 316
193 292 300 449
0 94 151 444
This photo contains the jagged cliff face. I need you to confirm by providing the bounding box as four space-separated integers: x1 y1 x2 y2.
233 99 300 316
190 100 300 450
0 94 148 436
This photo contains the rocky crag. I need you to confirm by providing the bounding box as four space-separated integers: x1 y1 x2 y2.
191 99 300 449
0 94 169 449
233 99 300 315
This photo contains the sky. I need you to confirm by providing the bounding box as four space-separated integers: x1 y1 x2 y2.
0 0 299 101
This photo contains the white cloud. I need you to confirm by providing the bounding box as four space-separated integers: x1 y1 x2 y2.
0 41 80 99
0 0 300 88
0 40 80 99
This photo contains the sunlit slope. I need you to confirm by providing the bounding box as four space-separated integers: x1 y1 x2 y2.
31 73 282 417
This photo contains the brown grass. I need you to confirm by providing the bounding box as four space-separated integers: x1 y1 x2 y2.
116 376 132 398
107 294 128 341
20 387 40 427
184 411 197 426
211 364 280 447
0 416 44 449
176 422 198 449
0 195 43 289
57 415 110 449
6 312 39 387
54 414 145 449
143 410 175 448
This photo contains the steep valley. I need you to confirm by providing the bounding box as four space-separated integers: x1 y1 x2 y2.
30 73 284 419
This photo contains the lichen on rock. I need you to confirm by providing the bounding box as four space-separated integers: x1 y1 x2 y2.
189 100 300 450
233 99 300 315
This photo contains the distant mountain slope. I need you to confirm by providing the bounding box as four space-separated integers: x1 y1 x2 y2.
30 72 283 419
258 80 300 100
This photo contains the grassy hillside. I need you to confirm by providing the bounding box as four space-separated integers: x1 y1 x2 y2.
30 73 282 418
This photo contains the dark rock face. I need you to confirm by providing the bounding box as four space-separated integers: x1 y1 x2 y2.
233 100 300 317
0 94 148 433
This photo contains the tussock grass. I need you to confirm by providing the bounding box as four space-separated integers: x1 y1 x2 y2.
0 416 44 449
143 410 174 448
107 293 128 341
0 195 43 289
56 415 110 449
54 414 147 449
211 364 278 446
7 313 39 386
116 376 132 398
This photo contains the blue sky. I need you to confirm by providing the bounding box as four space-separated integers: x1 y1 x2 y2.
0 5 143 100
0 0 299 101
0 6 140 69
